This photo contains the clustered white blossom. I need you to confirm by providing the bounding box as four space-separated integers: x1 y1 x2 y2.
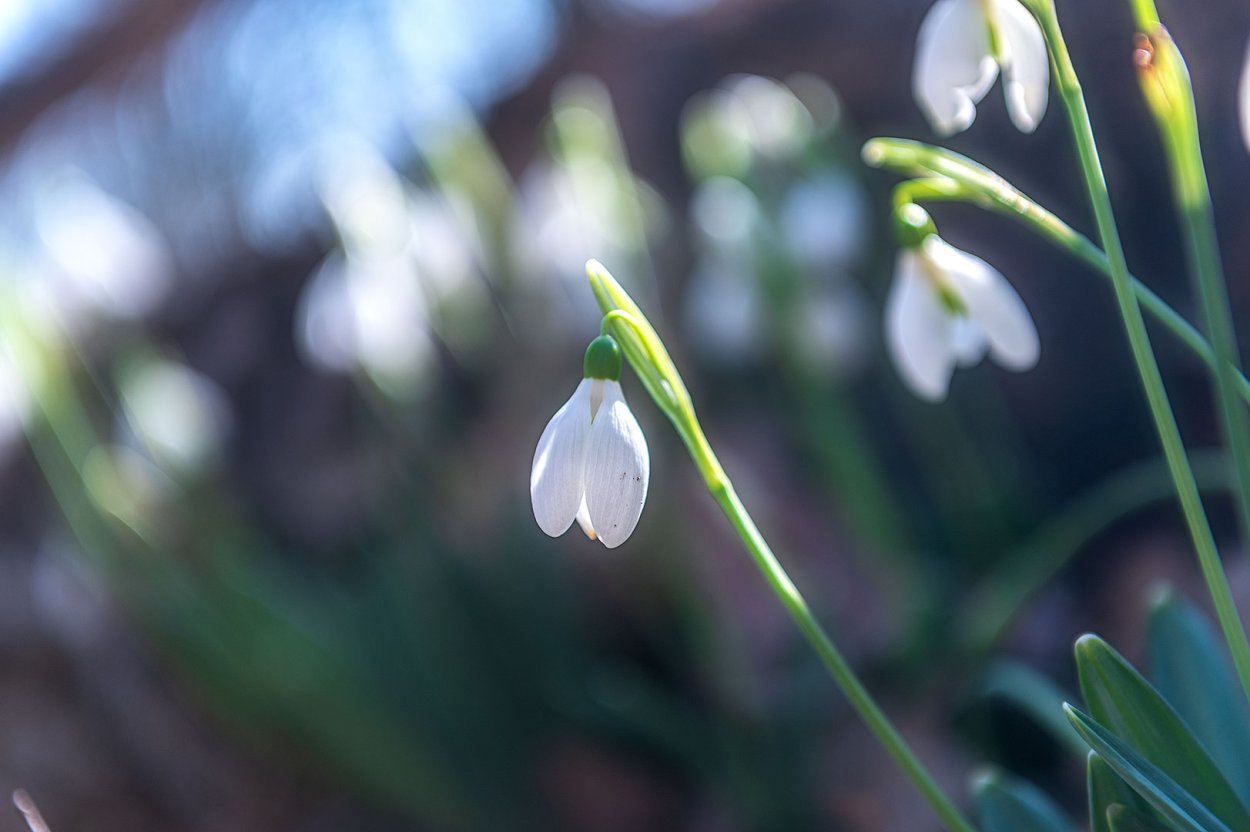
530 0 1060 547
884 0 1046 400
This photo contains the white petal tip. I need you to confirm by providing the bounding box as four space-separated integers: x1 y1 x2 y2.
530 381 593 540
929 119 964 138
995 341 1040 372
534 517 574 538
908 376 952 402
1010 114 1039 133
583 384 649 551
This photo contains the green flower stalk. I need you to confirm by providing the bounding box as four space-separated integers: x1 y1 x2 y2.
1128 1 1250 586
579 259 979 832
1020 0 1250 703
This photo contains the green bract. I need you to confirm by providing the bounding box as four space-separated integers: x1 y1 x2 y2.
582 334 621 381
895 202 937 250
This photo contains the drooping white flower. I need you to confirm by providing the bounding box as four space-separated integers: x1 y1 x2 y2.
913 0 1049 136
531 336 650 548
886 224 1039 401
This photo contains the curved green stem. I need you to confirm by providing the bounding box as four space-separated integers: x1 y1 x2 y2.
1026 0 1250 703
690 423 976 832
586 260 978 832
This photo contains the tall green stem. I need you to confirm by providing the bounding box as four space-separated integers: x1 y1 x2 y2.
1027 0 1250 702
686 423 978 832
586 261 978 832
1128 0 1250 557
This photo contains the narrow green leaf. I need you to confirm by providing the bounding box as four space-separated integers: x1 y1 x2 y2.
1074 634 1250 829
1089 751 1159 832
972 768 1073 832
1148 588 1250 805
1108 803 1187 832
1065 704 1233 832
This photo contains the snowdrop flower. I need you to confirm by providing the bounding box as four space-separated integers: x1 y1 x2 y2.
913 0 1049 136
885 206 1039 400
531 335 650 548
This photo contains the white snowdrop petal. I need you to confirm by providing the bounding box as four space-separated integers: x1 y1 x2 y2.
885 251 959 401
583 381 650 548
1241 39 1250 153
913 0 999 135
575 497 597 541
995 0 1049 133
932 238 1039 370
531 380 592 537
948 316 989 367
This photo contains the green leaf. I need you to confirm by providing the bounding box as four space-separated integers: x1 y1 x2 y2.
1107 803 1187 832
1074 634 1250 829
973 768 1073 832
1089 751 1159 832
1148 588 1250 805
1065 704 1233 832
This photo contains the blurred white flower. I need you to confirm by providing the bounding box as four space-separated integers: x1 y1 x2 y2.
779 170 870 271
295 252 434 397
511 80 668 337
913 0 1049 136
316 138 410 259
407 191 482 308
34 170 173 323
515 162 608 277
0 346 31 461
796 284 874 378
691 175 764 253
531 342 649 549
120 357 231 475
297 141 456 396
683 258 766 366
886 235 1038 400
681 76 816 180
724 75 813 159
406 190 493 359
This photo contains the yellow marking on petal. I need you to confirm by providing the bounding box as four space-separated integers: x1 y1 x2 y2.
917 249 970 317
981 0 1004 64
